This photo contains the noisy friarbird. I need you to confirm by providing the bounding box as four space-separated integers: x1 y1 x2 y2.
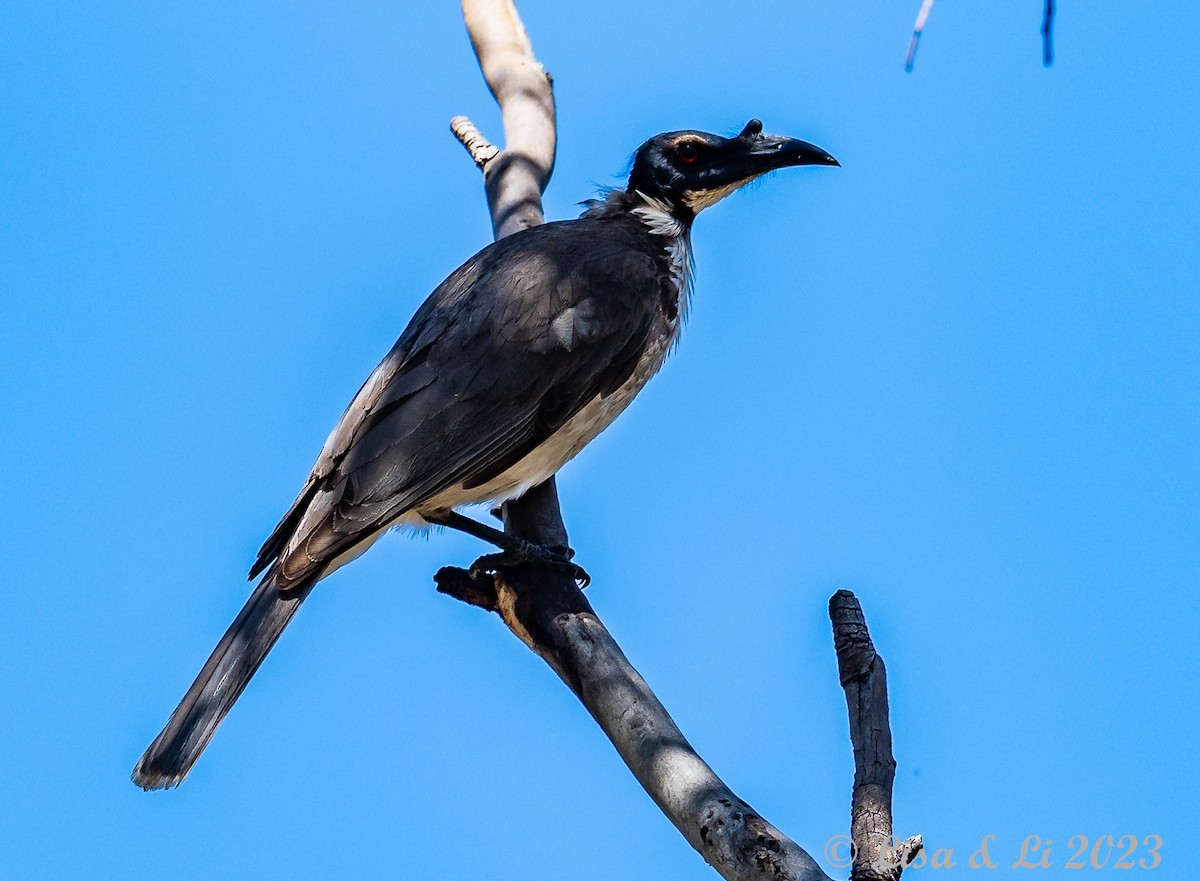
133 119 837 789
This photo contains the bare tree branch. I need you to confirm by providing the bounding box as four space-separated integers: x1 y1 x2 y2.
438 555 833 881
830 591 922 881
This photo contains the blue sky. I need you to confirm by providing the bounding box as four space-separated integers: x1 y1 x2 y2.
2 1 1197 878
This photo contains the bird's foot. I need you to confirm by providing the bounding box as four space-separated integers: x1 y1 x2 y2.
469 542 591 588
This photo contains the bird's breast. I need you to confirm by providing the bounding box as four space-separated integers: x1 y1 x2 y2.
417 319 680 514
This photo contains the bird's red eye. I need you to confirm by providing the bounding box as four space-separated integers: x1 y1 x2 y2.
676 142 700 164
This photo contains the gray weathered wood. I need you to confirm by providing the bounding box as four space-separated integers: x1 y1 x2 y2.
830 590 922 880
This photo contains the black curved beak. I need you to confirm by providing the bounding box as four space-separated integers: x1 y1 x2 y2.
676 119 839 208
747 135 840 171
736 118 838 171
693 119 838 191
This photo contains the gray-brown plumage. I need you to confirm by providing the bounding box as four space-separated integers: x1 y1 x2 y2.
133 120 836 790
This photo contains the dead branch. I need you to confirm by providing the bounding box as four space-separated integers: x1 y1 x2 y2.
831 591 922 881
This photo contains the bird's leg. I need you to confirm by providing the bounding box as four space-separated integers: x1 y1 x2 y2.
423 510 590 587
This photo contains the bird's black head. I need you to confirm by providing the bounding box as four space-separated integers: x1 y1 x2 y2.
626 119 838 220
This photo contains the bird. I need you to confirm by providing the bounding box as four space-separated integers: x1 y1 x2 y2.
133 118 837 790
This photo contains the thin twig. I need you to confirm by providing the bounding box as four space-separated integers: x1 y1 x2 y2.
904 0 935 72
1042 0 1056 67
450 115 499 168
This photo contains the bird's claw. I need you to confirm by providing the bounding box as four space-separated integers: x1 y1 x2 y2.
468 544 590 588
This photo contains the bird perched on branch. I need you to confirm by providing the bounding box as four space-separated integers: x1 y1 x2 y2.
133 119 837 790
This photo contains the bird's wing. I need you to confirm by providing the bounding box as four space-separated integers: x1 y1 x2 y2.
251 220 666 587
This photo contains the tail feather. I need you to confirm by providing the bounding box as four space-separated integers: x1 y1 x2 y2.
133 567 313 790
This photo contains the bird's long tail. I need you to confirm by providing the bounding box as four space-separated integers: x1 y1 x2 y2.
132 566 313 790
